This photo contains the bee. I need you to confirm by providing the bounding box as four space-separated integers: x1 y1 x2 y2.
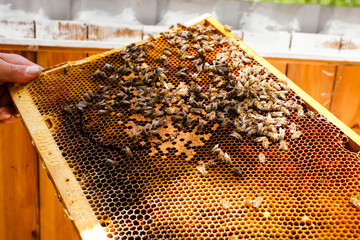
191 73 199 81
261 137 270 149
175 71 187 78
103 63 115 72
206 160 216 167
105 105 114 112
148 34 156 41
190 108 201 115
232 167 242 177
185 115 197 127
220 198 231 210
278 128 286 140
195 101 203 108
297 108 305 118
98 109 107 115
210 144 221 155
254 136 265 143
224 152 232 164
178 51 186 61
121 146 133 158
284 100 294 108
246 127 257 136
131 129 140 142
196 118 208 131
196 161 208 177
77 101 88 109
230 131 242 140
116 90 127 99
156 55 167 63
163 59 169 67
63 106 73 114
258 153 266 164
119 99 131 106
176 99 185 107
109 74 119 83
171 115 184 122
204 45 214 52
193 58 203 65
291 130 302 140
203 62 211 72
234 34 242 41
199 93 208 100
252 196 264 209
278 118 289 126
88 90 95 98
220 118 231 128
289 122 297 133
228 235 238 240
306 111 316 118
349 196 360 209
279 140 288 151
180 44 190 52
146 42 155 49
93 69 107 79
271 111 283 118
163 50 172 56
105 159 116 167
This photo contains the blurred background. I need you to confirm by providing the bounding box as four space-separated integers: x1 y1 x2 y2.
0 0 360 35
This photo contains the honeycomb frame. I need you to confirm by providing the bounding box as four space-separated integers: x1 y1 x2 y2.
9 13 360 240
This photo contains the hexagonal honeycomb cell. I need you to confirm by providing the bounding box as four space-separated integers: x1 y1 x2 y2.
11 16 360 240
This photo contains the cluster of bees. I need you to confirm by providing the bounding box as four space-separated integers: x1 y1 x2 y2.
64 22 314 171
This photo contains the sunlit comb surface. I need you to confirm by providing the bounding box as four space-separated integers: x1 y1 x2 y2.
26 21 360 240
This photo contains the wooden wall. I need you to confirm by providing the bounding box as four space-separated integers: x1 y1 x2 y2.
0 20 359 240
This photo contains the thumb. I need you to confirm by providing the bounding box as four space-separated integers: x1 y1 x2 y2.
0 59 42 83
0 106 17 123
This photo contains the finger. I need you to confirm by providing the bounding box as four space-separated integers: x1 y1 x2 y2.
0 53 39 66
0 106 18 124
0 58 42 83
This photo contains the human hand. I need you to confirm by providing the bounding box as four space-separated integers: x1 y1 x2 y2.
0 53 43 124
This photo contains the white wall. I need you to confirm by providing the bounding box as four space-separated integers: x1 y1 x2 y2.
1 0 360 36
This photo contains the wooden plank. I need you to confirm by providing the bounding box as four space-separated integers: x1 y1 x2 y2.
0 23 38 240
36 20 87 40
265 58 287 75
0 120 39 240
0 19 34 39
88 23 142 46
287 33 340 110
36 20 86 240
286 64 336 110
39 162 81 240
331 65 360 134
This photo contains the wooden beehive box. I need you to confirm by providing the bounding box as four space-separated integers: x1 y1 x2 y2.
10 14 360 240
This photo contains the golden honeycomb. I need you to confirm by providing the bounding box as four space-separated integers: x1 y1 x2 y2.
14 17 360 240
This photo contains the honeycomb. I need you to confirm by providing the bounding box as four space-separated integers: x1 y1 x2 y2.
19 18 360 240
